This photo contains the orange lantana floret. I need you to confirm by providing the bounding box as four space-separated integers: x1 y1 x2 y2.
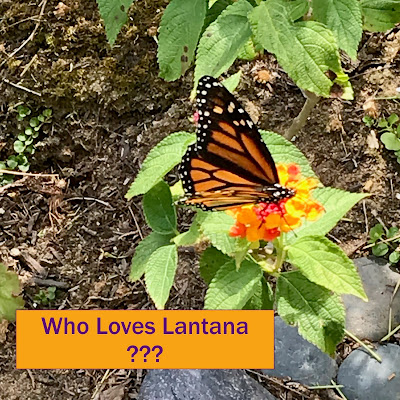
228 163 324 242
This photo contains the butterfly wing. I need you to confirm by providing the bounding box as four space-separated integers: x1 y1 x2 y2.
179 75 283 211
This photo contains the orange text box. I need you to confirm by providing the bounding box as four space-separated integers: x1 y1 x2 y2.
16 310 274 369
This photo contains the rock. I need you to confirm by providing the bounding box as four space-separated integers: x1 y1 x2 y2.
337 344 400 400
342 257 400 341
138 369 277 400
262 317 337 386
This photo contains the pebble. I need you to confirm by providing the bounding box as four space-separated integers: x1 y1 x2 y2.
343 257 400 341
138 369 277 400
337 344 400 400
262 317 337 386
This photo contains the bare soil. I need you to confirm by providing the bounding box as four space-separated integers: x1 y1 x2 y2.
0 1 399 399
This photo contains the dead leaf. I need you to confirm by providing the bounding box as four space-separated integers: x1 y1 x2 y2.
99 384 125 400
367 130 379 149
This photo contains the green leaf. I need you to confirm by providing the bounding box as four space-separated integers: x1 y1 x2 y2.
145 244 178 309
173 215 202 246
142 181 177 234
13 141 25 153
96 0 134 46
18 164 30 172
312 0 362 59
381 132 400 150
126 132 196 198
260 130 317 178
372 242 389 256
129 232 174 282
0 264 24 321
237 36 259 60
243 278 274 310
6 158 18 170
369 223 384 242
204 259 262 309
287 187 368 244
288 235 367 300
199 246 231 284
42 109 52 118
204 0 234 31
194 0 253 88
197 211 238 255
158 0 207 81
389 251 400 264
388 226 399 238
222 71 242 93
29 117 40 127
18 134 27 142
276 270 345 354
249 0 352 98
363 115 374 127
360 0 400 31
286 0 309 20
388 113 399 125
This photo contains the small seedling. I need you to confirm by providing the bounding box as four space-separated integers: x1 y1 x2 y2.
364 113 400 163
34 286 57 306
0 106 52 185
369 223 400 264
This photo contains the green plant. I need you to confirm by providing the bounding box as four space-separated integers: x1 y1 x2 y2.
369 223 400 264
363 113 400 163
0 264 24 322
34 287 57 306
98 0 400 100
126 128 368 355
0 106 52 185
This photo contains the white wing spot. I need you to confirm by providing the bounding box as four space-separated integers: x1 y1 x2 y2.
204 111 210 116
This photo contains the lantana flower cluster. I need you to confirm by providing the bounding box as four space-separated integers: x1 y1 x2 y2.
228 163 324 242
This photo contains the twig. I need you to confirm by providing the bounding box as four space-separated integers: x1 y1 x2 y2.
129 206 143 239
309 384 344 390
331 380 348 400
345 329 382 362
284 91 320 140
3 78 42 97
8 0 48 58
66 196 114 208
0 169 57 177
33 277 69 289
21 54 39 77
381 324 400 342
363 233 400 249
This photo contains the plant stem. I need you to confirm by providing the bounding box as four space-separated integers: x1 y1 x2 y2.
274 234 286 271
344 329 382 362
284 91 320 141
381 324 400 342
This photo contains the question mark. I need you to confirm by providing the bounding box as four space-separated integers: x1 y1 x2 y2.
140 345 151 362
127 345 138 362
152 345 163 362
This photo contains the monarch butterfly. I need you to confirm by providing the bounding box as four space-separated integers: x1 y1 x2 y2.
179 75 295 211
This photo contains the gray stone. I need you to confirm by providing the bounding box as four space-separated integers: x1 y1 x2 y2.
262 317 337 386
138 369 277 400
337 344 400 400
342 257 400 341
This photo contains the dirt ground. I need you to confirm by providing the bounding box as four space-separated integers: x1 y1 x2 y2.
0 1 399 399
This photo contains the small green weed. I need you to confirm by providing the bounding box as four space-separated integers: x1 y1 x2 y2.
363 113 400 163
369 223 400 264
0 106 52 185
34 286 57 306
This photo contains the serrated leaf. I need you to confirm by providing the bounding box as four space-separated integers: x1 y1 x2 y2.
129 232 174 281
260 130 317 178
0 264 24 321
96 0 134 46
276 270 345 354
287 187 369 244
199 246 231 284
312 0 362 59
381 132 400 150
126 132 196 198
204 259 262 309
286 0 309 20
288 236 367 300
194 0 253 88
158 0 207 81
222 71 242 93
204 0 233 30
145 244 178 309
197 211 238 255
243 278 274 310
360 0 400 31
143 181 177 234
249 0 352 98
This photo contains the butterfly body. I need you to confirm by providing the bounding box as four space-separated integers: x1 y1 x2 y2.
179 76 295 211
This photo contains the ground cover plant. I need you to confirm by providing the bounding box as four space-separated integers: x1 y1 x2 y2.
1 0 400 398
